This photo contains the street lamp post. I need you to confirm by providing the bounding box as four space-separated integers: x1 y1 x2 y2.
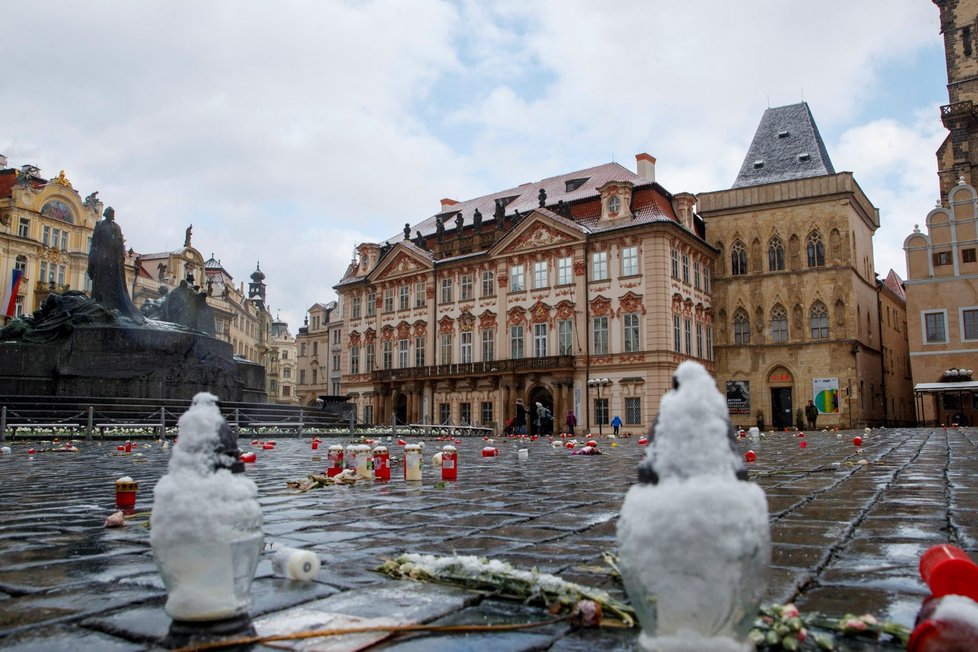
587 378 611 436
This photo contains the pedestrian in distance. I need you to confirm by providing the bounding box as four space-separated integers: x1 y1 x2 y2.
611 414 622 436
805 400 818 430
515 399 527 435
565 410 577 435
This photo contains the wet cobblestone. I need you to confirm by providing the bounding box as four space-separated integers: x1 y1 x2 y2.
0 426 975 650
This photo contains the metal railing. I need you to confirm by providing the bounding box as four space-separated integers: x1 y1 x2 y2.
0 395 354 441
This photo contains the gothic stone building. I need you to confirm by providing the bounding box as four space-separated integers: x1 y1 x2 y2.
334 155 714 432
697 102 901 430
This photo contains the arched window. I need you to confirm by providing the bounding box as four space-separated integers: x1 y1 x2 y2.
810 301 829 339
768 236 785 271
731 241 747 276
733 309 750 344
807 231 825 267
770 305 788 343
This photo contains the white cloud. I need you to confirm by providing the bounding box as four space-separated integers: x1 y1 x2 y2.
0 0 947 328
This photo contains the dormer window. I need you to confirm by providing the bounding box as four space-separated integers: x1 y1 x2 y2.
798 153 811 162
777 130 790 139
565 178 588 192
753 160 764 169
608 195 621 215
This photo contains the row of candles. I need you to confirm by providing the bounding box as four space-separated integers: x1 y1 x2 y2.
325 443 457 481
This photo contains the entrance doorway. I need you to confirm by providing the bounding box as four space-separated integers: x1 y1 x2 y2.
526 386 554 435
393 393 408 425
771 387 793 430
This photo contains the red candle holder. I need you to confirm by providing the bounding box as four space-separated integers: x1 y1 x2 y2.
115 479 138 508
919 544 978 601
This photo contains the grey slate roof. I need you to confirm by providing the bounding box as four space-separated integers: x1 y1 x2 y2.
732 102 835 189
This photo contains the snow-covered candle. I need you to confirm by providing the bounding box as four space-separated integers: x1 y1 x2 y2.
149 392 263 623
617 361 770 652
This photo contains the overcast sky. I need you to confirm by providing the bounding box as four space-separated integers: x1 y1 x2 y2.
2 1 948 330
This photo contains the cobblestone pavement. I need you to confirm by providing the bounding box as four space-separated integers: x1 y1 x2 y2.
0 426 975 651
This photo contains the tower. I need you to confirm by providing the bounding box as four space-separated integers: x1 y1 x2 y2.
934 0 978 198
248 262 266 307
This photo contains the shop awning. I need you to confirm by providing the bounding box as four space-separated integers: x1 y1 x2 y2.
913 381 978 393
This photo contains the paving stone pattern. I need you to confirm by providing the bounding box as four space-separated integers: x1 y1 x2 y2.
0 427 974 650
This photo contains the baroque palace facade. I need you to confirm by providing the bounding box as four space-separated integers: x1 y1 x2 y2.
333 105 913 431
335 154 717 432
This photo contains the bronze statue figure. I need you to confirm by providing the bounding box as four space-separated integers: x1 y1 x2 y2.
87 207 145 323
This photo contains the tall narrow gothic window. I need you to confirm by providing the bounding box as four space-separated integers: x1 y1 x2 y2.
733 309 750 345
810 301 829 339
807 231 825 267
768 236 785 271
770 305 788 342
731 241 747 275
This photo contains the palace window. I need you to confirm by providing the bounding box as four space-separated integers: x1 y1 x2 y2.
671 248 679 279
415 336 425 366
440 278 453 303
557 256 573 285
350 347 359 374
510 264 525 292
460 274 473 300
460 402 472 425
706 325 713 361
684 318 692 354
933 251 952 266
622 246 638 276
810 301 829 339
510 325 525 359
533 261 548 289
18 218 29 238
481 402 493 425
382 340 393 369
734 309 750 345
594 398 609 426
624 313 640 352
366 292 376 317
558 319 573 355
16 255 27 274
351 296 361 319
438 333 451 364
771 305 788 343
365 344 375 370
694 261 701 289
481 329 495 361
383 289 394 313
592 251 608 281
398 339 409 368
807 231 825 267
682 254 690 283
460 331 473 363
399 286 409 311
481 270 495 297
768 236 785 271
731 241 747 275
415 281 426 307
673 314 681 352
533 323 548 357
593 316 609 355
696 322 703 358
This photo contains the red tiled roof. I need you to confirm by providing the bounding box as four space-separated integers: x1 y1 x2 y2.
884 269 906 301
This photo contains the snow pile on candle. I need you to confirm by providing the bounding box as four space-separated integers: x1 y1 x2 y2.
150 392 262 548
617 361 770 648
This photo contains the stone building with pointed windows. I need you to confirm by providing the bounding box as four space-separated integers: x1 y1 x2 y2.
698 102 899 430
0 161 121 319
334 155 715 432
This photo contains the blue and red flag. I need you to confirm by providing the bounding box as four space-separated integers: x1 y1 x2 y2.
2 268 24 317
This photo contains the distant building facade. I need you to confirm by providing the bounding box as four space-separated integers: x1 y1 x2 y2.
0 162 119 318
295 301 342 406
699 102 907 429
269 318 298 404
901 0 978 425
334 155 714 431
